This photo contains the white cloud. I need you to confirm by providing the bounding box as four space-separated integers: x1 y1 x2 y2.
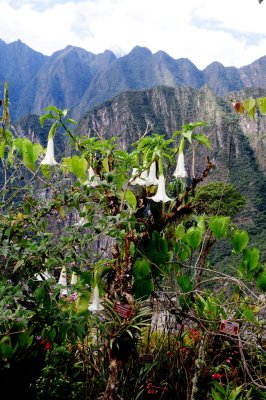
0 0 266 69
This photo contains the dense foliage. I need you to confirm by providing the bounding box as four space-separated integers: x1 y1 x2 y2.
0 83 266 399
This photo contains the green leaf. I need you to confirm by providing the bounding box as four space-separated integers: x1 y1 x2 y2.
176 224 185 239
71 155 88 180
232 229 249 253
24 203 31 215
102 157 109 173
185 227 202 249
125 190 137 210
243 98 256 112
228 387 242 400
191 133 211 148
257 97 266 114
256 270 266 292
73 192 81 210
48 121 59 139
182 129 193 143
0 140 6 159
242 308 255 323
212 381 226 395
18 332 33 349
0 338 13 358
209 216 230 239
177 275 193 293
77 291 90 315
13 138 42 170
13 260 24 273
133 277 153 300
243 247 260 272
39 113 57 127
44 105 62 114
211 389 223 400
66 118 77 125
197 216 205 234
133 259 151 280
35 286 45 303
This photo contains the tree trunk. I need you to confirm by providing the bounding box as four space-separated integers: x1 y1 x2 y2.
102 352 123 400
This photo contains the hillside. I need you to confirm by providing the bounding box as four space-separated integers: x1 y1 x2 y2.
74 85 266 259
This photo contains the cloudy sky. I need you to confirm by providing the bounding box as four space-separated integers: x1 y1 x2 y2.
1 0 266 69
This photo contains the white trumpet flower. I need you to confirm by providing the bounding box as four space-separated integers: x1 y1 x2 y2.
70 272 78 285
35 269 52 281
88 284 104 312
130 168 148 186
173 151 187 179
40 137 58 166
84 166 100 187
58 266 68 295
148 174 172 203
146 162 159 186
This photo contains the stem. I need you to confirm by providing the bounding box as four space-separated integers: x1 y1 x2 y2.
190 332 207 400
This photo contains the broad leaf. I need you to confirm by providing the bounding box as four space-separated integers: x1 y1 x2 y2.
209 216 230 239
185 227 202 249
232 229 249 253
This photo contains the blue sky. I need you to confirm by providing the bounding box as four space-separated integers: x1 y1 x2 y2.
1 0 266 69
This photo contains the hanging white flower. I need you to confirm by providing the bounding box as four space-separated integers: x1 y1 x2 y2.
35 269 52 281
148 174 173 203
70 272 78 285
58 266 68 295
40 137 58 166
88 284 104 312
146 161 159 186
130 168 148 186
58 266 67 286
173 151 187 179
148 157 173 203
84 166 101 187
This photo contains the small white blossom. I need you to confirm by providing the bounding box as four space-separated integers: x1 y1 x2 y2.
148 174 173 203
173 151 187 179
40 138 58 166
88 284 104 312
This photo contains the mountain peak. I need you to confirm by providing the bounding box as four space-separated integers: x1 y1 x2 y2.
127 46 152 57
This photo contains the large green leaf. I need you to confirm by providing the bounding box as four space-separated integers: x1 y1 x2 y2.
256 270 266 292
243 247 260 272
185 226 202 249
133 277 153 300
191 133 211 149
177 275 193 293
209 216 230 239
133 259 151 280
71 155 88 180
125 190 137 210
232 229 249 253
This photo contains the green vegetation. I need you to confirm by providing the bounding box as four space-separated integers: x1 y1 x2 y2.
0 84 266 399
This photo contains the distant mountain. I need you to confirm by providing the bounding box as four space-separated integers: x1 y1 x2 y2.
2 39 266 121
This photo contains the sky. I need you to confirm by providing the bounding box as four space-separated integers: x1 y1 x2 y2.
1 0 266 70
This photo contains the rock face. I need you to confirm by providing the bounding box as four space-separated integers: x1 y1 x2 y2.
3 39 266 120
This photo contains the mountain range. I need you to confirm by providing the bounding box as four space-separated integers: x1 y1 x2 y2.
2 39 266 121
3 38 266 259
